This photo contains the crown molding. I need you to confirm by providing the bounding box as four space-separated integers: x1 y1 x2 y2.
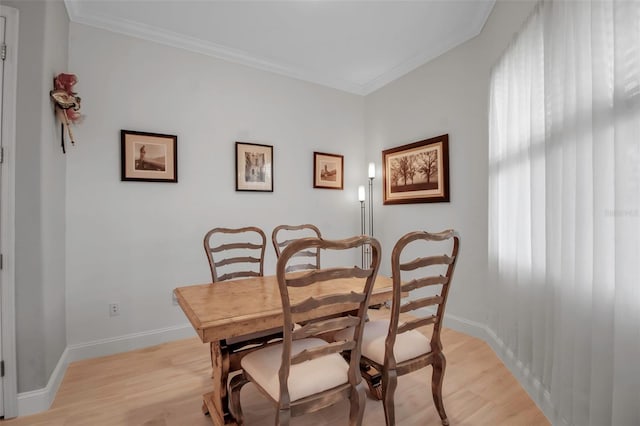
64 0 367 95
64 0 494 97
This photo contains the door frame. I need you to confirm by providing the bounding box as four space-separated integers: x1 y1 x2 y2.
0 4 19 419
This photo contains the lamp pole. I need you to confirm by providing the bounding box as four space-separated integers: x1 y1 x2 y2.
367 163 383 309
368 162 375 238
367 163 375 267
358 185 366 268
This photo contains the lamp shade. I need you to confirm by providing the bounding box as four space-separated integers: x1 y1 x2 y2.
368 162 376 178
358 185 366 201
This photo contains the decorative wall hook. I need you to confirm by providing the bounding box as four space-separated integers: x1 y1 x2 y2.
50 73 82 153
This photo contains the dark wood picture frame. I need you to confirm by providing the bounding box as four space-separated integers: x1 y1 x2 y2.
121 130 178 183
236 142 274 192
313 152 344 190
382 134 450 204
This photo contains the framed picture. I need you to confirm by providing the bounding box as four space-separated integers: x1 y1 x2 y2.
236 142 273 192
313 152 344 190
121 130 177 182
382 134 450 204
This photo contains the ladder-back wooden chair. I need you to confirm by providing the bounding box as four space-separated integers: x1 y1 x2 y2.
271 224 322 271
204 226 267 283
338 229 460 426
203 226 283 414
229 235 381 425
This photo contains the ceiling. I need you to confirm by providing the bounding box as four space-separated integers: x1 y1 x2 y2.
64 0 495 96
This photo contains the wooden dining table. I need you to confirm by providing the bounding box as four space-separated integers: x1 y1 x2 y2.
174 273 394 426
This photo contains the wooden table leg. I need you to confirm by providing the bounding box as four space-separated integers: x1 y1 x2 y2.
202 341 236 425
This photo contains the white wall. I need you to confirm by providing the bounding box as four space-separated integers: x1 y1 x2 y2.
6 0 68 393
65 0 537 357
40 0 69 389
364 0 537 326
66 24 366 345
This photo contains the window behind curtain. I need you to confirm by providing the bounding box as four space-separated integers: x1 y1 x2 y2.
488 1 640 425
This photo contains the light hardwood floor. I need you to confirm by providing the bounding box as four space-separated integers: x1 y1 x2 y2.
4 310 549 425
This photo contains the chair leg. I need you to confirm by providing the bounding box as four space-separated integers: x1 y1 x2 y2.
229 373 249 425
349 383 366 426
431 352 449 426
368 380 384 401
360 360 383 400
381 368 398 426
275 408 291 426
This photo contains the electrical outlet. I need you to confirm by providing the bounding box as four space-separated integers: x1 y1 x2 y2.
109 303 120 317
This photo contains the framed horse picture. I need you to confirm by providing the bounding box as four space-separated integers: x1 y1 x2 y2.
235 142 274 192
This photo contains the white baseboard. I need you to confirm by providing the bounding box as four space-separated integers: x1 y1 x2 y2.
16 323 195 417
65 323 196 363
17 347 69 417
482 327 566 426
413 307 489 340
441 310 491 341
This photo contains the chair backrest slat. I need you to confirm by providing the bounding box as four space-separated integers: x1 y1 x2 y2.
276 238 297 248
400 254 455 271
284 263 318 273
203 226 266 283
216 271 261 282
211 241 264 252
400 275 449 293
292 316 360 340
214 256 261 268
292 250 318 258
399 295 443 314
291 292 366 314
272 224 322 272
291 340 356 365
287 267 370 287
397 315 438 334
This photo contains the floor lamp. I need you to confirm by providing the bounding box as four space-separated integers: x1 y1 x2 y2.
358 163 376 268
368 162 375 239
365 162 382 309
358 185 366 268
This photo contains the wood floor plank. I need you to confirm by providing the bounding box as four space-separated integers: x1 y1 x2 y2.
5 310 549 425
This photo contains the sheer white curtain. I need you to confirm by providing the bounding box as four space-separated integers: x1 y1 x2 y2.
489 1 640 425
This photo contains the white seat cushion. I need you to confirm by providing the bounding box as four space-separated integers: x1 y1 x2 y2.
334 319 431 365
241 337 349 402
